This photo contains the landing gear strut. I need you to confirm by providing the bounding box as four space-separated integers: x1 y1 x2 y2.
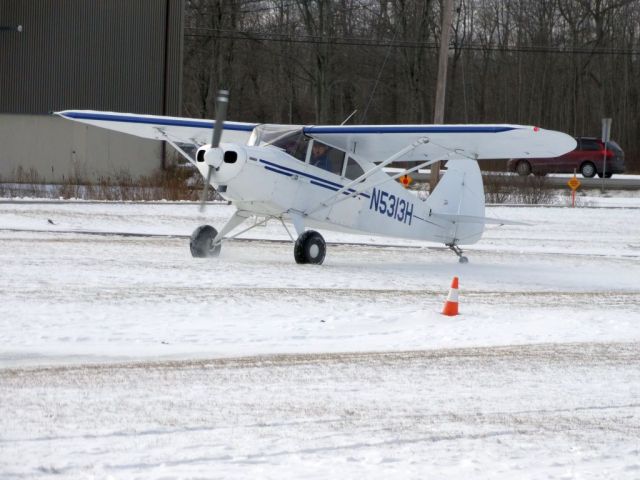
294 230 326 265
447 243 469 264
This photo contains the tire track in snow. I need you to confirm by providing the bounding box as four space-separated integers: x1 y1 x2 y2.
3 341 639 376
4 285 640 308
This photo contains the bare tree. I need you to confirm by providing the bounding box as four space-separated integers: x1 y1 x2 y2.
180 0 640 171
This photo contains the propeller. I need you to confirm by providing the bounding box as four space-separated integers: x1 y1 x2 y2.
200 89 229 212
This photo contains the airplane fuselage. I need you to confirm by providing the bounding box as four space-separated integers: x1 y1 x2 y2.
200 143 469 244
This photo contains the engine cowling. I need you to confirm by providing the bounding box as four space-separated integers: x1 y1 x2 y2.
195 143 246 185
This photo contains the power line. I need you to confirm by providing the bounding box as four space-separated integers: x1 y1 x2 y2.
184 28 640 56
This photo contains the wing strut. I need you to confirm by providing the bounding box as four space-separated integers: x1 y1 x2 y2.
310 157 447 216
153 127 198 165
306 138 429 215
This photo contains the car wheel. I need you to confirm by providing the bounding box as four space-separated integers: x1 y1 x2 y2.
516 160 532 176
580 162 596 178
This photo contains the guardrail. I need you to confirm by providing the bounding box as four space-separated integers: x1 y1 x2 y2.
405 172 640 190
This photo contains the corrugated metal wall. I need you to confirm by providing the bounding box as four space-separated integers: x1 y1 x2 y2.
0 0 183 115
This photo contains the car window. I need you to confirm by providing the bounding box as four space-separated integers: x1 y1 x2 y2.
606 141 622 152
579 139 601 151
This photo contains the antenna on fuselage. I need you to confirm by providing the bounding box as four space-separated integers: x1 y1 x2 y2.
340 110 358 125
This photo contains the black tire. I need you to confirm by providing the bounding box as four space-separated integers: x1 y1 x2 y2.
515 160 532 176
580 162 596 178
294 230 326 265
190 225 221 258
597 172 613 179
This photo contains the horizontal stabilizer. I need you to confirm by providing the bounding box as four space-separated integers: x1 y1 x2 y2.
431 212 531 226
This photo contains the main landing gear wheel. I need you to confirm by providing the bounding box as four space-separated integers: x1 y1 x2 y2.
190 225 221 258
294 230 326 265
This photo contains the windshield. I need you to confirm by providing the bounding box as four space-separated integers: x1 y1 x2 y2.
249 125 310 162
249 125 303 147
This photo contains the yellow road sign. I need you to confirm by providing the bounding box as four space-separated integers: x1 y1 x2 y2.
400 175 412 188
567 177 581 190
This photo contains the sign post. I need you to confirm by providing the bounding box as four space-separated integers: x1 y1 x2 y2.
601 118 612 193
567 170 581 207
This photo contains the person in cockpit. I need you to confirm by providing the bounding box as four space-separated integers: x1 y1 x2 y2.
310 142 331 171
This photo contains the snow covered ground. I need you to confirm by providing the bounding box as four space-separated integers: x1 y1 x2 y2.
1 198 639 478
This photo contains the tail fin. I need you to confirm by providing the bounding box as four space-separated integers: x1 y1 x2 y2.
425 159 485 245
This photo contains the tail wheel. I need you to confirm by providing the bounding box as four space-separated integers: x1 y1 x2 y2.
294 230 326 265
516 160 532 176
580 162 596 178
190 225 221 258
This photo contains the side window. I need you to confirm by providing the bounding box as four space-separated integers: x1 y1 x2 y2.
292 136 311 161
271 132 310 162
310 141 345 176
344 157 365 180
327 149 345 176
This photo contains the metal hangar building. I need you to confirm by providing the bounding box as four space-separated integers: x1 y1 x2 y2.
0 0 184 182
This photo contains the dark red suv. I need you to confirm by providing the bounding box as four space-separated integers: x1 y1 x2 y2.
508 137 625 178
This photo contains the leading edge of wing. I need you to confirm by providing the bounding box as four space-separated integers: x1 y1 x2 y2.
304 124 577 161
305 124 519 134
55 110 258 145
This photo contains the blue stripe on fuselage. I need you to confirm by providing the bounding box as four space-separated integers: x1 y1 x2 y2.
258 159 370 199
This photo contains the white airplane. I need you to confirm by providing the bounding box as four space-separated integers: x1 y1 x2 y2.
56 91 575 264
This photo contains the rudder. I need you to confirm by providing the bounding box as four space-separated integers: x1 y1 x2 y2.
425 159 485 245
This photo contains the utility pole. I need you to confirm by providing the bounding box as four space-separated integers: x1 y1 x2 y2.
430 0 454 192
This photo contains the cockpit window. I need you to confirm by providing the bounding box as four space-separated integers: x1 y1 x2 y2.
279 133 310 162
310 140 345 176
344 157 365 180
258 128 309 162
249 125 300 146
249 125 351 174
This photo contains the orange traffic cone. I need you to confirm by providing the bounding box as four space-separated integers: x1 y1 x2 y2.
442 276 459 316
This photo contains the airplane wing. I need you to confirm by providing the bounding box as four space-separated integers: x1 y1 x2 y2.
55 112 576 164
55 110 258 147
304 124 576 163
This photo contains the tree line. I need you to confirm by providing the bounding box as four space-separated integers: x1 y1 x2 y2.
182 0 640 171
